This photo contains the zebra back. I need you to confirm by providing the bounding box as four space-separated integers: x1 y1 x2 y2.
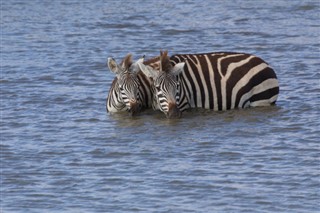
169 52 279 111
138 51 279 118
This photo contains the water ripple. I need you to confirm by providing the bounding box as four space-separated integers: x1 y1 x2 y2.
2 0 319 213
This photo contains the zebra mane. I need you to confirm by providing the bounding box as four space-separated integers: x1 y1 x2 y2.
160 50 172 72
121 54 133 70
143 55 161 71
144 56 160 65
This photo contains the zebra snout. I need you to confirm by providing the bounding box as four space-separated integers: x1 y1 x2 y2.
166 102 181 119
129 99 138 107
128 100 140 116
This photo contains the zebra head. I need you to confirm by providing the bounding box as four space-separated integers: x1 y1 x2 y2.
138 51 185 118
107 54 144 116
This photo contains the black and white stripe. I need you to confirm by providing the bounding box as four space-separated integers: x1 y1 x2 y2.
106 55 152 115
138 51 279 118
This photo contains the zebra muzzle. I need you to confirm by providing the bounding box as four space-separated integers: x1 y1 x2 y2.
166 102 181 119
128 100 140 116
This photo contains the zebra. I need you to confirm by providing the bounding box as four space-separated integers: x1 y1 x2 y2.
106 54 153 116
137 50 279 118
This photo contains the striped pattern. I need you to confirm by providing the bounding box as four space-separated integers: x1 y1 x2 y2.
153 72 182 115
139 51 279 118
171 52 279 110
106 72 152 114
106 55 152 115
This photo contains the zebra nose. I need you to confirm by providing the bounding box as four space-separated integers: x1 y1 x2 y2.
129 99 137 108
128 100 140 116
166 102 181 119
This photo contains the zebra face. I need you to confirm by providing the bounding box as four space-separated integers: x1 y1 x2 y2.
117 72 141 115
138 57 185 119
107 55 144 116
154 72 181 118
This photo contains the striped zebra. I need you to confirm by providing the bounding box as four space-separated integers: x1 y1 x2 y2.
106 54 153 115
138 51 279 118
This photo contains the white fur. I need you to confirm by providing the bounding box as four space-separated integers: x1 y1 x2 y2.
137 63 159 79
129 56 145 73
171 62 185 76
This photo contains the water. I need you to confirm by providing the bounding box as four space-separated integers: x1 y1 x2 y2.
1 0 320 212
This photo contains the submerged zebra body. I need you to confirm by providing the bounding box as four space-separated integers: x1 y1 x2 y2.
106 54 152 115
138 51 279 118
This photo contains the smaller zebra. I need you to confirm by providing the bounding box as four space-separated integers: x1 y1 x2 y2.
106 54 152 116
138 51 279 118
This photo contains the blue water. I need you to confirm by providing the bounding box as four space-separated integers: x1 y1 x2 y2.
1 1 320 212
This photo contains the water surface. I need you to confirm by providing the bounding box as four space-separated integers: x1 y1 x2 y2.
1 0 320 212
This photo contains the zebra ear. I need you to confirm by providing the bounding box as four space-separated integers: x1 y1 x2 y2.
107 57 123 75
171 62 185 76
137 55 145 64
129 55 145 73
137 62 158 80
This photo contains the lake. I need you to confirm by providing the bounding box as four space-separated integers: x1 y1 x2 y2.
1 0 319 212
